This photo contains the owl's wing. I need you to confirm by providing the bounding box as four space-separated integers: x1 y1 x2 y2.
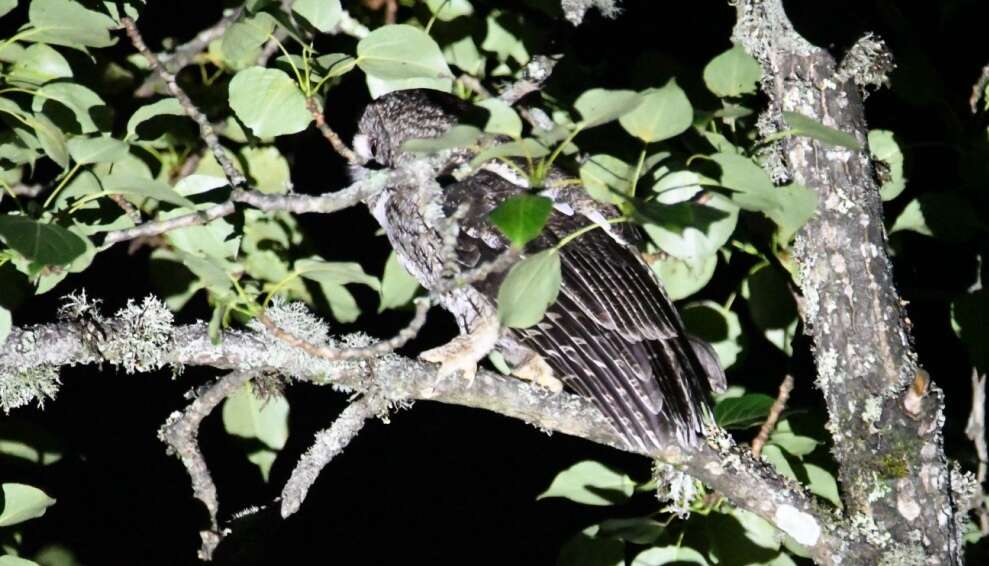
444 170 719 451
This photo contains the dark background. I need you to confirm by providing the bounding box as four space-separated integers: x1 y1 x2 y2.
3 0 988 564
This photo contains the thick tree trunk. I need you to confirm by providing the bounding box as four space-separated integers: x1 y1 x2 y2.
733 1 964 563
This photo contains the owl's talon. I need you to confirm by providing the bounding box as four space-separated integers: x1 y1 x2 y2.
512 353 564 394
420 317 500 385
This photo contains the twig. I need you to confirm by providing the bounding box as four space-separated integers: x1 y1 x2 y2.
134 8 244 98
121 17 246 189
966 369 989 535
102 173 388 246
971 63 989 114
305 97 362 164
258 298 431 361
280 397 377 517
108 193 142 225
499 55 560 105
751 374 794 458
158 370 255 560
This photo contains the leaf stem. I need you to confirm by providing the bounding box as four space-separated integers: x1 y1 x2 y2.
552 216 629 252
44 162 82 209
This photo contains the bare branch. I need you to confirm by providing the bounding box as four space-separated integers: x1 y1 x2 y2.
121 17 246 189
102 172 388 246
751 374 794 458
966 370 989 535
305 97 363 164
134 8 244 98
499 55 560 105
159 370 255 560
280 397 377 518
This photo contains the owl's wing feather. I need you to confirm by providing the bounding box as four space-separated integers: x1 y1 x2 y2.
444 170 715 450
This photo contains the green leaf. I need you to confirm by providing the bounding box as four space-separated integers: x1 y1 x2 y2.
682 301 742 368
0 215 87 266
7 43 72 85
596 517 666 545
537 460 634 506
0 483 55 527
365 75 453 98
222 383 289 481
101 174 196 209
481 11 529 65
0 305 9 346
66 135 128 164
557 532 624 566
425 0 473 21
0 557 40 566
295 258 381 291
619 80 693 142
316 52 356 80
715 394 775 430
703 44 761 98
173 174 227 197
242 146 290 194
574 89 643 129
125 98 185 140
769 421 820 458
782 111 862 150
0 0 16 18
476 98 522 138
31 112 68 168
643 172 739 261
401 124 481 153
378 252 419 312
580 154 631 204
357 24 452 81
27 0 116 48
33 80 109 134
497 250 561 328
652 254 717 301
489 194 552 248
805 463 841 507
706 152 777 211
741 263 798 354
868 129 905 201
220 12 277 70
179 252 234 296
469 138 548 169
228 67 313 138
633 546 709 565
292 0 341 33
764 182 817 242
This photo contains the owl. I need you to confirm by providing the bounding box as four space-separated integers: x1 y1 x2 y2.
351 89 722 452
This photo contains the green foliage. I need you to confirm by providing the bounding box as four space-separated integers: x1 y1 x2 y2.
489 194 553 248
497 249 561 328
619 80 693 143
537 460 635 506
780 111 862 150
229 67 313 137
0 215 85 266
703 44 762 97
222 383 290 481
0 483 55 527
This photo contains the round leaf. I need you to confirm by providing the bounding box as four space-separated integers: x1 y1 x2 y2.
228 67 313 138
681 300 743 368
126 98 186 140
497 250 561 328
27 0 116 48
0 214 87 266
537 460 634 506
703 44 761 98
868 129 905 201
425 0 474 21
574 89 643 129
476 97 522 137
619 80 693 143
293 0 342 33
378 252 419 312
357 25 452 81
7 43 72 85
652 254 717 300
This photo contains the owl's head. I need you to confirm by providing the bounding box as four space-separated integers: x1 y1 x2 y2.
353 89 477 168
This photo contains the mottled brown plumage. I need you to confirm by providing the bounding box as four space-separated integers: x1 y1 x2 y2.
352 89 721 451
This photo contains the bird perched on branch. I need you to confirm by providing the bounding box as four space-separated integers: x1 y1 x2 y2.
351 89 723 452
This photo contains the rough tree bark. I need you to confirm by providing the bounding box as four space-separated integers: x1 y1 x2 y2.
733 1 966 563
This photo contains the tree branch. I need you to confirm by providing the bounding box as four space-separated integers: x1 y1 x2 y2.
0 296 879 562
733 1 969 562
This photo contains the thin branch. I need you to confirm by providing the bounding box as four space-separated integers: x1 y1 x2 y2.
499 55 560 104
101 173 388 246
966 370 988 535
305 97 362 164
134 8 244 98
121 17 246 189
751 374 794 458
158 370 255 560
971 63 989 114
280 397 377 518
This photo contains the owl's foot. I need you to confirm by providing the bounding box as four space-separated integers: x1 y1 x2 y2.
420 317 501 384
512 353 564 393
